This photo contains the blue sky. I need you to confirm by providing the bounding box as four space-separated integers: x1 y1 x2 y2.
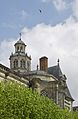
0 0 78 106
0 0 73 39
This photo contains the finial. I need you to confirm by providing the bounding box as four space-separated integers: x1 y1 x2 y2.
57 58 60 67
19 33 22 40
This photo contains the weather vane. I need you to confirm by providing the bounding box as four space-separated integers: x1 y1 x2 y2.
19 33 22 40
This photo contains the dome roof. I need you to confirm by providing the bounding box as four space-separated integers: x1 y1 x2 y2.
14 39 26 46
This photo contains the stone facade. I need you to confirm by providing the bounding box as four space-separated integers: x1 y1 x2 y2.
0 64 29 86
22 69 74 110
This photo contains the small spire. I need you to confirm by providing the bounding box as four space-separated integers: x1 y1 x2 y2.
19 33 22 40
57 58 60 79
57 58 60 67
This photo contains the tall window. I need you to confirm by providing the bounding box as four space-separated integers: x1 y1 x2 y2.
20 59 25 68
23 60 25 68
17 46 19 51
14 59 18 68
20 60 22 68
27 61 30 71
20 46 23 52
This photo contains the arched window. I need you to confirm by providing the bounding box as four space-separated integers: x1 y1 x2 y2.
17 46 19 51
20 59 25 68
14 59 18 68
14 60 16 68
16 60 18 67
20 46 23 52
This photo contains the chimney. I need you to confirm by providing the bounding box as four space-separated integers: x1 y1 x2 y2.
39 56 48 72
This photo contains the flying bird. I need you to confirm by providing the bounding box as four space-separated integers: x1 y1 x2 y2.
39 9 42 13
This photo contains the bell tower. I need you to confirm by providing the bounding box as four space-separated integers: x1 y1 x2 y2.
9 33 31 73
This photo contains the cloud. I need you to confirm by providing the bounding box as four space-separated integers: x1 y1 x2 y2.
0 17 78 106
0 39 15 66
41 0 67 11
53 0 66 11
72 0 78 19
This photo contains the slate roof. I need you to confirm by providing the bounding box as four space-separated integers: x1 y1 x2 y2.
14 39 26 46
48 65 66 80
20 70 58 81
65 86 74 101
48 65 74 101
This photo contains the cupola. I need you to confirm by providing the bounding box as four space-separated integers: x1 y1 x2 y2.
14 33 26 54
9 33 31 73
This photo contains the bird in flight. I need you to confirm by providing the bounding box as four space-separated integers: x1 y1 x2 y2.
39 9 42 13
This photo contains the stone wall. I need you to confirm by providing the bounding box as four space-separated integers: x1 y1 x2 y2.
0 64 28 86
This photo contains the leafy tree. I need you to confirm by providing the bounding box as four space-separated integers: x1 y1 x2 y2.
0 80 76 119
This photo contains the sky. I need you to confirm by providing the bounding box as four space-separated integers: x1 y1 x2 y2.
0 0 78 106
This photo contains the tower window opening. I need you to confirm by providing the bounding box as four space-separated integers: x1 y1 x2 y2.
20 59 25 68
20 46 23 51
14 59 18 68
17 46 19 51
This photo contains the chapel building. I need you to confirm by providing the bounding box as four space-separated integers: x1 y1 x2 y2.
0 35 74 111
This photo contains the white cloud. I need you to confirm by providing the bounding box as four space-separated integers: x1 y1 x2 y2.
0 17 78 106
72 0 78 19
53 0 66 11
0 39 15 67
41 0 67 11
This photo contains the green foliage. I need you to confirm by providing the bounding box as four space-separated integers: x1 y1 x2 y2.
0 80 77 119
71 111 78 119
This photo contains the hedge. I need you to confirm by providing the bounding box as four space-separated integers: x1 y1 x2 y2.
0 80 77 119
